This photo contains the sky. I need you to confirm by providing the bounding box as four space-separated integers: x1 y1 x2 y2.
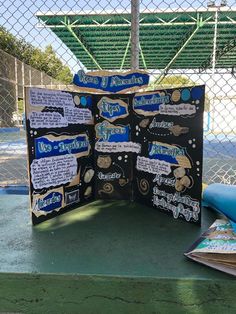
0 0 236 72
0 0 236 96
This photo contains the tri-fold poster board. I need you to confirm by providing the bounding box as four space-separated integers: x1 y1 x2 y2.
25 84 205 225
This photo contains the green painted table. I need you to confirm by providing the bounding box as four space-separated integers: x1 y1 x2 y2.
0 195 235 313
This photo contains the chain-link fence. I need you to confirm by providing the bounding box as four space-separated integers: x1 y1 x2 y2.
0 0 236 186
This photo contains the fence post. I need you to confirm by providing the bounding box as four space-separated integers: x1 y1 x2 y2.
131 0 140 69
211 8 219 133
14 57 19 126
22 61 25 105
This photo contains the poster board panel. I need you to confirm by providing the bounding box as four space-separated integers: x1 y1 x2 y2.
94 94 136 200
132 86 205 224
25 87 95 224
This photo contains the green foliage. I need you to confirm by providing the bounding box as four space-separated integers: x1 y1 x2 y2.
149 75 210 112
17 99 24 114
159 75 196 87
0 26 72 84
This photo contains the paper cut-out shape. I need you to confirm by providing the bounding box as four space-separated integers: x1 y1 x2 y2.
73 70 150 93
98 183 114 195
32 188 64 217
97 97 129 122
95 121 130 142
148 142 192 168
169 125 189 136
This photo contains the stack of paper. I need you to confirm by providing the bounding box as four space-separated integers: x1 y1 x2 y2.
185 219 236 276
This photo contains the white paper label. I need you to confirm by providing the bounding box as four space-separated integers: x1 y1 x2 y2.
95 141 141 153
29 111 68 128
64 107 93 124
31 155 77 189
159 103 196 116
29 88 74 107
136 156 171 175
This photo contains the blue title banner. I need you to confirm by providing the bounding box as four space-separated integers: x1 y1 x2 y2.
98 97 128 121
34 192 62 212
35 135 89 158
95 121 130 142
133 93 170 114
73 70 150 93
148 143 186 165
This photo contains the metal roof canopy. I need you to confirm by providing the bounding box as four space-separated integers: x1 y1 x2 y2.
36 7 236 78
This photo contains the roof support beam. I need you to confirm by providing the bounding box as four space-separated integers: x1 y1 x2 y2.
120 33 131 70
154 14 208 84
199 36 236 72
62 20 102 70
36 20 236 29
36 10 236 71
139 43 147 69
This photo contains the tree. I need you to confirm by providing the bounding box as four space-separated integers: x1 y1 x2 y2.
56 66 73 84
0 27 73 84
0 27 73 126
39 45 73 83
149 75 210 111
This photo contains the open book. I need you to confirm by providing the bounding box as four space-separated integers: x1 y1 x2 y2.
185 219 236 276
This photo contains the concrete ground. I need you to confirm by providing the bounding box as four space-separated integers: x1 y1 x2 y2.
0 129 27 185
0 195 236 313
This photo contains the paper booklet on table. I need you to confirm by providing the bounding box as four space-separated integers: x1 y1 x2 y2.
185 219 236 276
25 85 205 225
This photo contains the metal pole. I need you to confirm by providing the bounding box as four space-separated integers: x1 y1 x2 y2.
21 62 25 114
211 8 219 132
131 0 140 69
212 9 218 75
14 57 19 126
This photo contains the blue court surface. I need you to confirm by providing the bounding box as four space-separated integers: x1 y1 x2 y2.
0 128 27 154
0 137 27 155
204 134 236 158
0 130 236 185
0 130 235 157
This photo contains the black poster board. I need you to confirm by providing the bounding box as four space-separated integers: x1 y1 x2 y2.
25 88 95 224
25 85 204 225
93 94 134 200
132 86 205 223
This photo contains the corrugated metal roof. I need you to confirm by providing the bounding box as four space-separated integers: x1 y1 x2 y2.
36 8 236 71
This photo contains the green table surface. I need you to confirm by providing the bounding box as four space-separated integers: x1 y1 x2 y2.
0 194 233 280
